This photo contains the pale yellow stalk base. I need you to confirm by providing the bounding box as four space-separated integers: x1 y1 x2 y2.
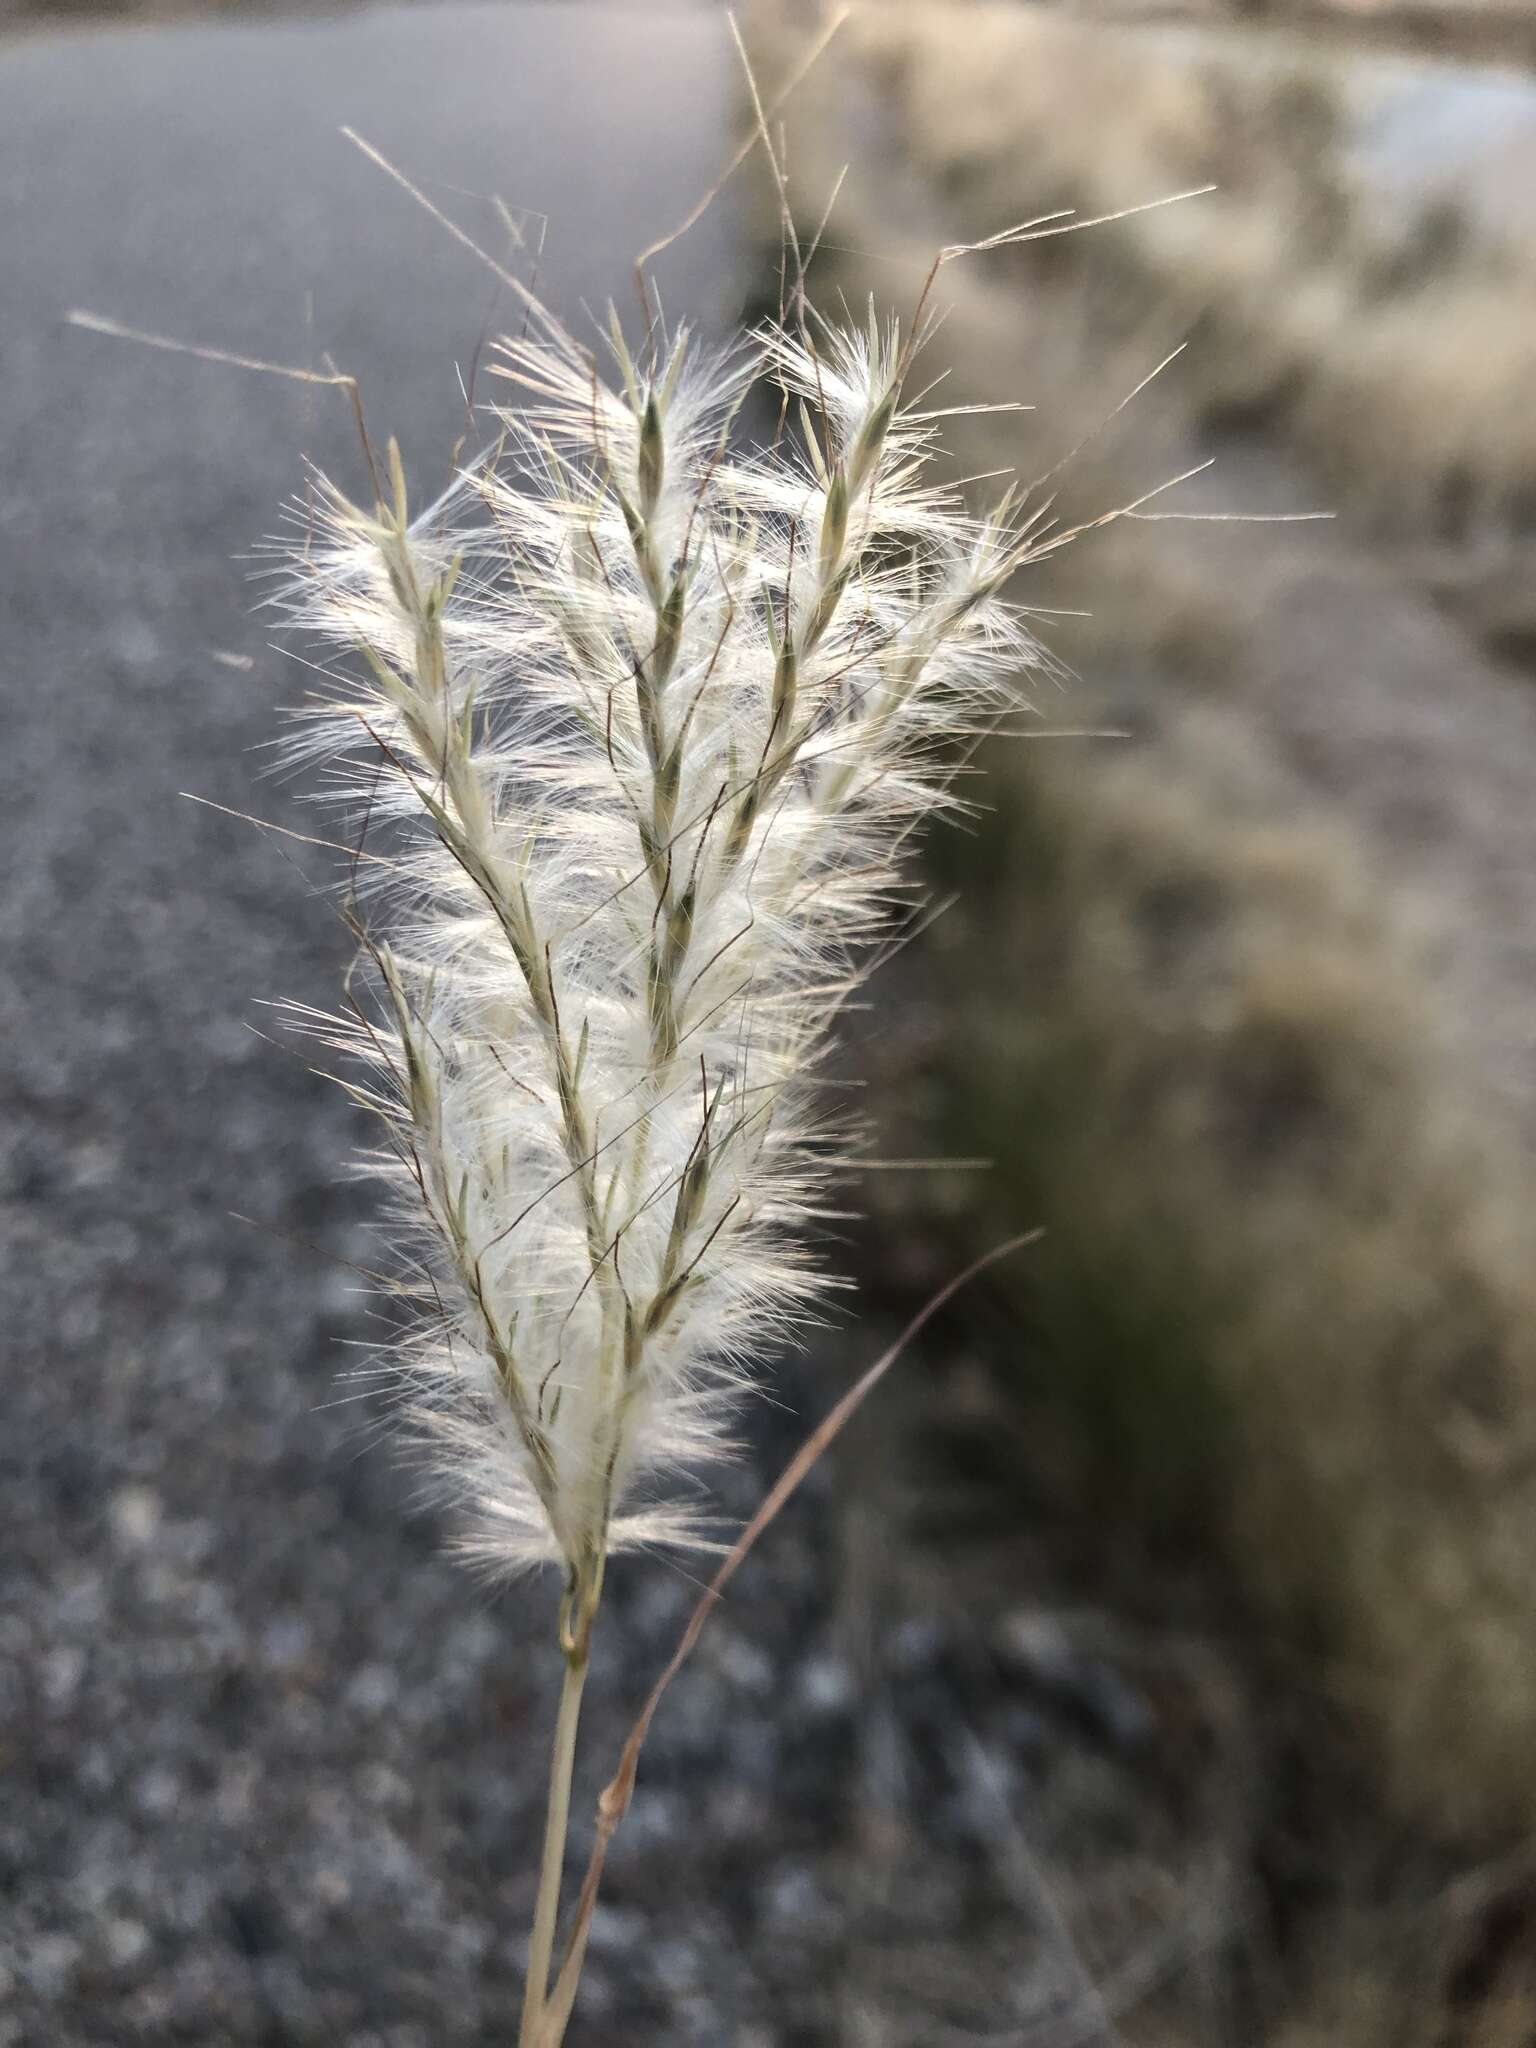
518 1646 590 2048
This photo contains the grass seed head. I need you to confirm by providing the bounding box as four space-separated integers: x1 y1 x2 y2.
274 289 1044 1592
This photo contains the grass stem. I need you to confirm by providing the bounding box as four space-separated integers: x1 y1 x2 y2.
519 1637 591 2048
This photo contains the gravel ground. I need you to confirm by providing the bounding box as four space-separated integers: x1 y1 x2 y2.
0 9 1220 2042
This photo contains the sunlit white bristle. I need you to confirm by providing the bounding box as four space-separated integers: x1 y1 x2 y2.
273 295 1043 1608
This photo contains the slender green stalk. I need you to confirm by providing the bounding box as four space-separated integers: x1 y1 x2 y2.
519 1638 592 2048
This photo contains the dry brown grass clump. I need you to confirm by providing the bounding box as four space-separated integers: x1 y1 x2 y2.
943 708 1536 1840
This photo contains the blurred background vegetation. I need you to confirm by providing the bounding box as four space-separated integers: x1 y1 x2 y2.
742 1 1536 2039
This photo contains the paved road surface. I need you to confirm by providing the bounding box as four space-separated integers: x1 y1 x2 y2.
0 11 814 2042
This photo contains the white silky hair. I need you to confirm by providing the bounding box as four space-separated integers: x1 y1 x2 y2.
272 294 1043 1608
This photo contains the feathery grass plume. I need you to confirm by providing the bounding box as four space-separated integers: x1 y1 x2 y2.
274 282 1043 2041
280 303 1038 1607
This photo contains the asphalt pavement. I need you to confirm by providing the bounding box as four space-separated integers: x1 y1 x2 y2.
0 12 795 2041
